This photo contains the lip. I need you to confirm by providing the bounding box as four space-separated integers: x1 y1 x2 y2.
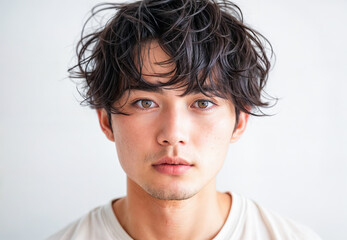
153 156 192 166
152 156 193 175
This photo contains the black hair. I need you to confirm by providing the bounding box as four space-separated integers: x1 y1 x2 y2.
69 0 275 130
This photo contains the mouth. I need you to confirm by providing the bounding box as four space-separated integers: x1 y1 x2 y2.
152 157 193 175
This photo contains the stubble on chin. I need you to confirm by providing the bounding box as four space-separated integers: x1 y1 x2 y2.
141 183 199 201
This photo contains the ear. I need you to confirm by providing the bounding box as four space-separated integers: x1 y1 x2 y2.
96 109 115 142
231 111 249 143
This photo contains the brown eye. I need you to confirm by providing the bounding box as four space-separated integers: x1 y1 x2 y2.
134 99 157 109
141 100 153 108
192 99 215 110
197 100 209 108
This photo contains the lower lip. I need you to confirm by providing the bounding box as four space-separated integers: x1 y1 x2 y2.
153 164 192 175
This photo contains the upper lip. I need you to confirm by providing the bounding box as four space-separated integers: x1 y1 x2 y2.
153 156 193 166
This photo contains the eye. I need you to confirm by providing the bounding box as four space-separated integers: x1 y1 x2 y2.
133 99 158 109
193 99 216 110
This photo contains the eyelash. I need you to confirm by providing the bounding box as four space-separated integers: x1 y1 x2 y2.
132 99 158 110
192 99 216 111
131 99 217 111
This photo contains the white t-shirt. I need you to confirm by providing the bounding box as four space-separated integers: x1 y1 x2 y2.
47 192 321 240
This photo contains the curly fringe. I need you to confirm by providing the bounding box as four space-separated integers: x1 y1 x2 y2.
69 0 276 122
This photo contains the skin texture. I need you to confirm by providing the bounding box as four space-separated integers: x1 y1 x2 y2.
97 41 249 240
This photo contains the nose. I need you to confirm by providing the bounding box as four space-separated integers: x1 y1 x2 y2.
156 106 190 146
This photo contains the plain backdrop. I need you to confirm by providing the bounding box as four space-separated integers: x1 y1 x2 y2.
1 0 346 239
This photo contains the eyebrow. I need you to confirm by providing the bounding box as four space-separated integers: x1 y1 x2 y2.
129 86 218 96
129 86 164 94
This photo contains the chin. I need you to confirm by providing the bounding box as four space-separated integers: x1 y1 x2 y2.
142 183 199 201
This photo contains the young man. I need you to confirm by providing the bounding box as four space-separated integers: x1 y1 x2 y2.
49 0 321 239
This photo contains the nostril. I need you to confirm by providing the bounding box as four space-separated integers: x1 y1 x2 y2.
157 132 189 146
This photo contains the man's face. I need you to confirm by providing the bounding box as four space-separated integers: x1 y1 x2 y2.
100 42 247 200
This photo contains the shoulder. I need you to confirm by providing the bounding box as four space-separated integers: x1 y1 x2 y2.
235 193 322 240
46 201 119 240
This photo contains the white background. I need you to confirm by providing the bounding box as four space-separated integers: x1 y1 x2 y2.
1 0 346 239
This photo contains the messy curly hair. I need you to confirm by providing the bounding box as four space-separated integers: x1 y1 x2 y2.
69 0 275 129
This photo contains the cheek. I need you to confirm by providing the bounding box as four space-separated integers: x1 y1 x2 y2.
113 114 152 145
112 117 153 172
195 115 234 144
192 115 234 165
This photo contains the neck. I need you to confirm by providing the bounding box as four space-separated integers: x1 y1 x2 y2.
113 177 231 240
